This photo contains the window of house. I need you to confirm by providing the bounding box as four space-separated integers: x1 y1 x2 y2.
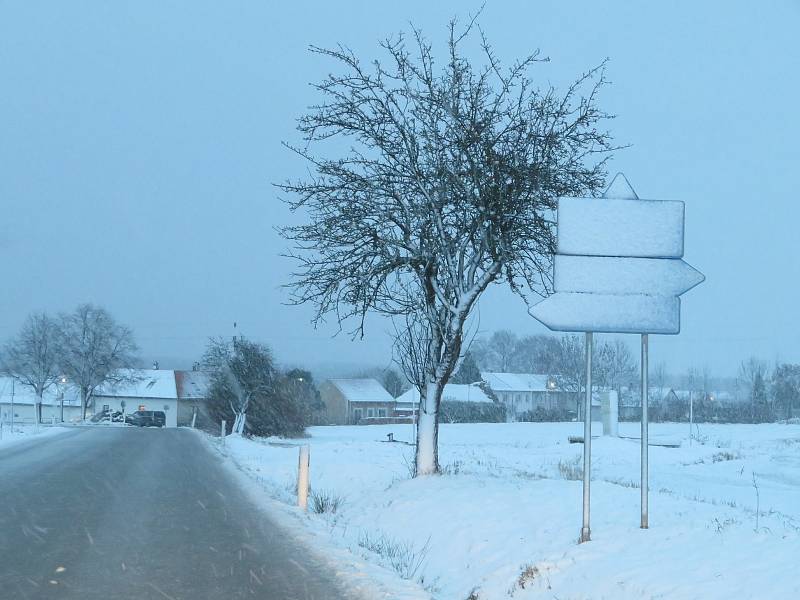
378 408 387 418
353 408 363 421
367 408 375 418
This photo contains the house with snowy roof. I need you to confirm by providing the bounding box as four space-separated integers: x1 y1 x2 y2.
395 383 502 423
481 372 578 421
94 369 180 427
395 383 493 411
175 369 210 427
0 376 82 423
319 378 395 425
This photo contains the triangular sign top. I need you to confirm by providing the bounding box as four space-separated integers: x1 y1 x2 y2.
603 172 639 200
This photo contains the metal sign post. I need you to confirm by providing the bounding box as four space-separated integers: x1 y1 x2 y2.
641 334 649 529
530 173 704 541
580 332 593 543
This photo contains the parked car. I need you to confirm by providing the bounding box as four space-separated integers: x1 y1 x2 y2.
89 409 124 423
125 410 166 428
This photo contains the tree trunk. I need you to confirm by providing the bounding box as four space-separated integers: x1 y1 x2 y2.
415 380 442 475
232 411 246 435
36 393 43 424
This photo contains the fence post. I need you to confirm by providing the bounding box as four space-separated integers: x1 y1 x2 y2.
220 420 226 445
297 445 310 511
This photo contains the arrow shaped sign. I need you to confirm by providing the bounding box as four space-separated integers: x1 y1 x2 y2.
531 174 704 334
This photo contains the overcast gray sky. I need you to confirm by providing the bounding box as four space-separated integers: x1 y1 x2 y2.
1 1 798 377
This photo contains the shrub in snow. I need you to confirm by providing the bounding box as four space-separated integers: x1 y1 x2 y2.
557 455 583 480
357 531 431 581
518 406 571 422
440 401 506 424
309 489 344 514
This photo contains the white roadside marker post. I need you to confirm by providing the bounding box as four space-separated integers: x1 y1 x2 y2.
580 332 593 543
641 333 649 529
297 445 310 511
220 420 226 445
529 173 704 539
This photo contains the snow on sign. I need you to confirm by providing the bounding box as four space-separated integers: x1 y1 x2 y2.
531 174 704 334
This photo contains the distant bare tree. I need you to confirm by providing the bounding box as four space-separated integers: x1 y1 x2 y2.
57 304 139 419
280 20 614 474
651 362 668 403
771 363 800 420
510 334 562 374
483 330 518 372
737 357 768 403
381 368 405 398
596 339 636 399
1 312 61 423
552 334 586 416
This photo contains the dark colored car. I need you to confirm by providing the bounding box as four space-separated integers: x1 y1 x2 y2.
125 410 166 428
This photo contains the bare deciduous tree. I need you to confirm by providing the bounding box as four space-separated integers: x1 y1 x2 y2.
1 312 61 423
737 357 768 404
57 304 139 419
596 339 636 398
280 20 614 474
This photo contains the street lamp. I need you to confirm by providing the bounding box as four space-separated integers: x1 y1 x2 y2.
546 377 557 410
58 376 67 423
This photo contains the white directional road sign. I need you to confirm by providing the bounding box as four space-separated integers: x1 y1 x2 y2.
531 174 704 334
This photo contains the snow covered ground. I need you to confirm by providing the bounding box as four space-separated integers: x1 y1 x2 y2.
0 422 67 449
218 422 800 599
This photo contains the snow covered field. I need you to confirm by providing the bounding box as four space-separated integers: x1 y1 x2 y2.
220 422 800 599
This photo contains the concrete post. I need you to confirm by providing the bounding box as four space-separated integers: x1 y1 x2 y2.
220 420 226 445
297 445 310 511
602 390 619 437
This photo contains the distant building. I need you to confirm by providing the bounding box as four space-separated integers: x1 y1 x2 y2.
318 378 395 425
175 370 210 427
481 372 576 421
395 383 493 412
0 376 82 423
94 369 180 428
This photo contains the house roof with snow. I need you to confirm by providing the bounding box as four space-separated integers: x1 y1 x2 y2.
396 384 493 405
95 369 178 399
327 378 394 403
0 376 81 406
481 372 553 393
175 370 210 400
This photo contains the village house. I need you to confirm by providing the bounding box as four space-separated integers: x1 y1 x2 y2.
175 369 210 427
481 372 577 421
318 378 395 425
395 383 493 412
94 369 180 428
0 376 82 423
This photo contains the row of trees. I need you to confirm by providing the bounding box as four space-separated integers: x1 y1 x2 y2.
202 337 322 437
469 330 636 395
1 305 138 421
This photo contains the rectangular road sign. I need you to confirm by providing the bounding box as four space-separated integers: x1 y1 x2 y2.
530 293 680 334
557 197 685 258
554 255 705 296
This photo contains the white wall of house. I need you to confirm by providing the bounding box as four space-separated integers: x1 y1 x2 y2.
0 402 82 424
94 396 179 428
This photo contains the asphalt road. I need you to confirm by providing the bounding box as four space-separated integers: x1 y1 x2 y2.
0 427 348 600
